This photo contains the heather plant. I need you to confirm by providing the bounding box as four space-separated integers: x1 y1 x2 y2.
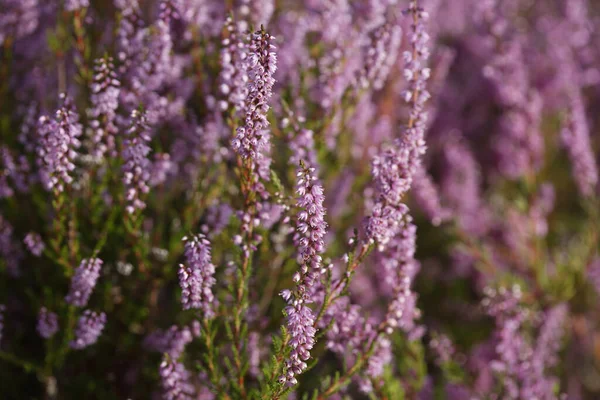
0 1 599 399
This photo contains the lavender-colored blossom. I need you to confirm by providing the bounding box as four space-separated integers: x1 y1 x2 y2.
149 153 175 187
70 310 106 349
178 234 217 316
382 221 421 335
37 307 59 339
561 87 598 197
0 147 31 197
358 16 402 90
0 215 24 277
219 16 248 115
64 0 89 11
36 94 82 193
231 28 277 160
0 305 5 342
87 57 121 161
588 258 600 295
144 325 193 359
360 337 392 393
237 0 275 29
0 0 40 44
65 258 103 307
159 357 195 400
279 164 328 387
122 110 151 214
412 165 450 226
365 1 430 248
23 232 44 257
430 332 455 365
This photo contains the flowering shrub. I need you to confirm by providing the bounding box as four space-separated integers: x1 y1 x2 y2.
1 0 599 399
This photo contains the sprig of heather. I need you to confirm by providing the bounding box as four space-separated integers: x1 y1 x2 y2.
231 28 277 161
0 0 40 45
144 325 193 359
65 258 103 307
70 310 106 349
219 16 248 115
0 305 5 342
0 147 31 198
87 57 120 162
358 15 403 90
561 87 598 197
24 232 44 256
64 0 89 12
178 234 217 317
0 215 24 277
237 0 275 29
36 94 82 193
159 356 195 400
37 307 59 339
365 1 430 248
412 165 450 226
278 164 327 387
122 110 151 215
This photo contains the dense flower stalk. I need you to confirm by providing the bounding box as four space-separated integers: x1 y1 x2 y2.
87 57 121 161
36 94 82 193
358 16 402 90
144 325 193 359
122 110 151 214
23 232 44 257
561 88 598 196
219 16 248 114
0 147 31 197
0 0 40 45
279 164 327 387
37 307 59 339
365 1 431 248
231 28 277 160
412 165 450 226
65 258 103 307
178 234 217 316
65 0 89 11
70 310 106 349
0 215 24 277
0 304 5 342
159 357 195 400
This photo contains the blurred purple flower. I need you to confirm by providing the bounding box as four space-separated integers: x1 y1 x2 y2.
23 232 44 257
178 234 217 316
70 310 106 349
37 307 59 339
65 258 103 307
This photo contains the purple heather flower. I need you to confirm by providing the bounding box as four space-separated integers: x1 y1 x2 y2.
0 215 24 277
365 2 431 248
1 147 31 198
64 0 89 11
0 304 5 342
37 307 59 339
561 87 598 197
0 0 40 45
237 0 275 29
122 110 151 214
279 164 328 387
288 119 318 173
36 94 82 193
440 136 489 237
159 357 195 400
588 258 600 295
360 337 392 393
70 310 106 349
412 165 450 226
65 258 103 307
23 232 45 257
231 28 277 160
429 332 455 366
201 202 234 237
178 234 217 316
219 16 248 115
358 16 402 90
149 153 175 187
144 325 193 359
382 221 421 335
87 56 121 161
